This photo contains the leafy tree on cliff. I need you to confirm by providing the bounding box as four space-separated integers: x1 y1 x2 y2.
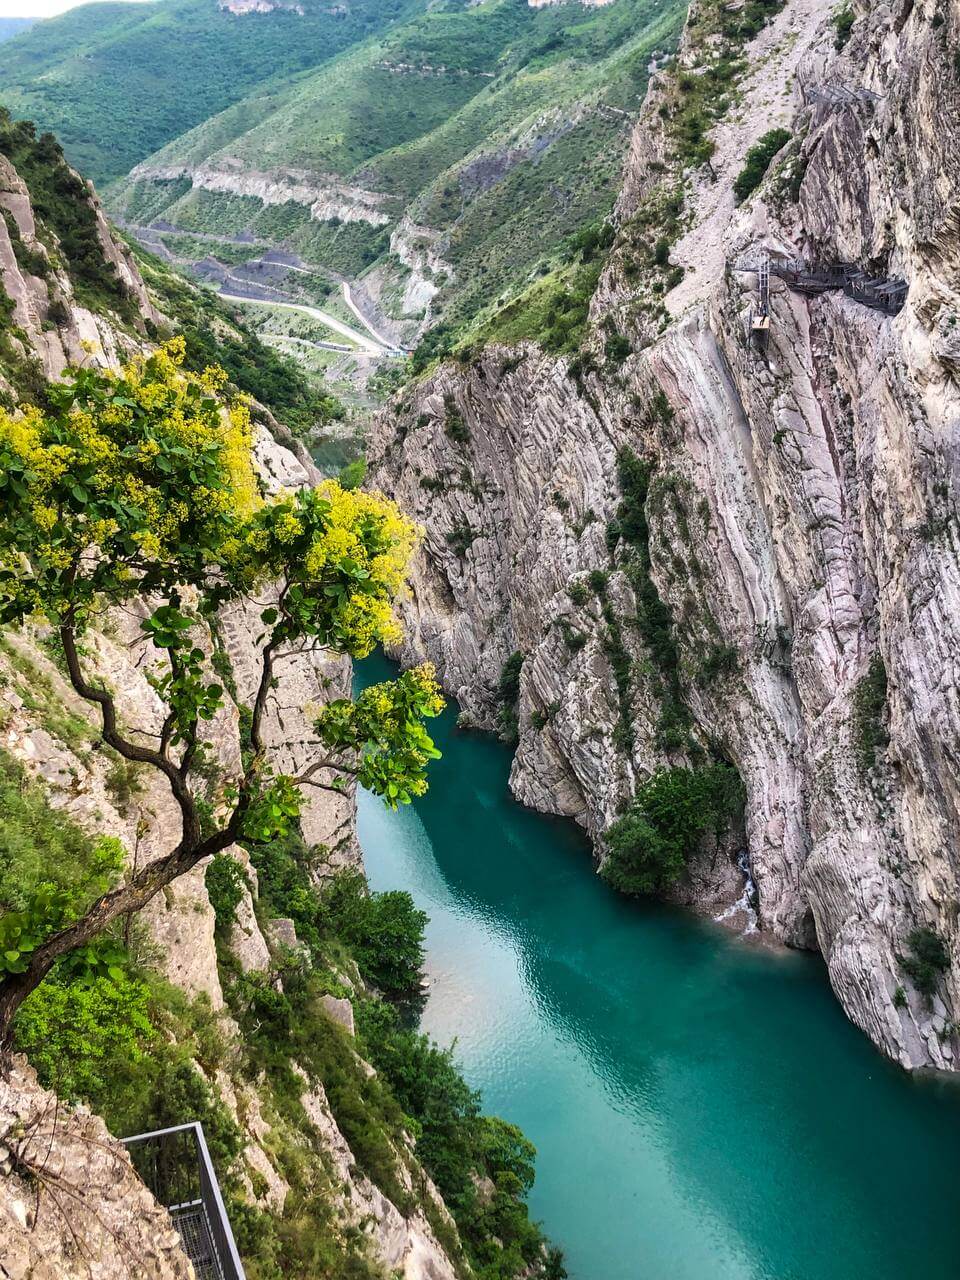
0 338 443 1043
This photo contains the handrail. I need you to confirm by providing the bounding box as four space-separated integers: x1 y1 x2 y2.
123 1122 246 1280
734 257 906 316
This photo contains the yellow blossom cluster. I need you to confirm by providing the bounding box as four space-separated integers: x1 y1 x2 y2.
0 339 260 581
301 480 420 655
306 480 419 591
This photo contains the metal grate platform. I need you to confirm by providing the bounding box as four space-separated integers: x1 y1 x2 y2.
122 1123 246 1280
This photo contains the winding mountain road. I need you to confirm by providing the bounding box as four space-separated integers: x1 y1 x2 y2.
219 293 385 355
341 282 395 350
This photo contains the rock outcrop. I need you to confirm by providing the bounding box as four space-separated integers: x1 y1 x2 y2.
128 163 393 227
0 1059 194 1280
0 152 159 386
369 0 960 1070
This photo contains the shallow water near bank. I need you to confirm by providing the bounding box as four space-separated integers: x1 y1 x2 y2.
356 655 960 1280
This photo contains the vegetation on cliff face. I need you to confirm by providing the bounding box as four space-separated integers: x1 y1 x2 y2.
601 764 745 895
1 739 559 1280
0 338 444 1037
733 127 792 204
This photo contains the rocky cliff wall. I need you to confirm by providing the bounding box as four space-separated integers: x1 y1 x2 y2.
0 152 159 389
369 0 960 1070
0 155 464 1277
0 1060 194 1280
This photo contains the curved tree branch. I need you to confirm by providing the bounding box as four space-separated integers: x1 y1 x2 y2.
0 816 241 1049
60 621 201 849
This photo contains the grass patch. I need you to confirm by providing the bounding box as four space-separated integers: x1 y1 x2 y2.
852 654 888 776
733 127 791 204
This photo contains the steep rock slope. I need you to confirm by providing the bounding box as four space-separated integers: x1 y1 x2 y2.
0 113 159 394
0 139 464 1279
1 1059 194 1280
369 0 960 1070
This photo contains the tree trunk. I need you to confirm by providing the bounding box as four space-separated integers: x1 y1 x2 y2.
0 824 237 1051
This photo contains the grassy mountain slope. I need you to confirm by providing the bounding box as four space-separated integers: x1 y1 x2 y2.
113 0 684 330
0 0 419 185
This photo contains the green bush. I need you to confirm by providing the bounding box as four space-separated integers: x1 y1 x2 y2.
0 750 125 914
337 458 367 491
601 763 746 895
833 6 855 48
319 870 426 1000
444 396 471 445
206 853 248 937
733 128 791 204
446 519 477 558
410 323 455 376
604 332 632 365
496 650 523 744
15 967 155 1106
498 651 523 703
899 926 950 1003
247 833 427 999
613 447 682 683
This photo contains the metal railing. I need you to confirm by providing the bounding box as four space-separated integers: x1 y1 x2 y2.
735 258 908 317
122 1123 246 1280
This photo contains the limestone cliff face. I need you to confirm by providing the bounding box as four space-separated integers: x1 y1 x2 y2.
369 0 960 1070
0 153 159 386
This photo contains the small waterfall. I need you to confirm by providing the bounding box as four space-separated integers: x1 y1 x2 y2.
714 849 759 935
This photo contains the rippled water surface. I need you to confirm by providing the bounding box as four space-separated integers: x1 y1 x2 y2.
356 656 960 1280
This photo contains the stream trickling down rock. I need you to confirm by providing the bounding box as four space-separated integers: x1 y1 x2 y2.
356 656 960 1280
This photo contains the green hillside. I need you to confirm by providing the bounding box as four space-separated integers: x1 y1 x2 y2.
0 0 419 184
112 0 684 328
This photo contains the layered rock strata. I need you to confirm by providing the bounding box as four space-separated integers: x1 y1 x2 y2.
370 0 960 1070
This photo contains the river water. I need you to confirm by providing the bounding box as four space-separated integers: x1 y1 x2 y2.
356 656 960 1280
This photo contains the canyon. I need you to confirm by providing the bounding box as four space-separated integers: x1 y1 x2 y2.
1 0 959 1276
369 0 960 1071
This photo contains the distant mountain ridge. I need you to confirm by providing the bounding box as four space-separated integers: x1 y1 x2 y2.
0 0 684 345
0 19 35 44
0 0 422 184
110 0 684 338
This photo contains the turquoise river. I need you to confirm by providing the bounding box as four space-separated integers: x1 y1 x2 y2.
356 657 960 1280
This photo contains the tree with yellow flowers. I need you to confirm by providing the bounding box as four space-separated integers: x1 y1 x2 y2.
0 339 443 1044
